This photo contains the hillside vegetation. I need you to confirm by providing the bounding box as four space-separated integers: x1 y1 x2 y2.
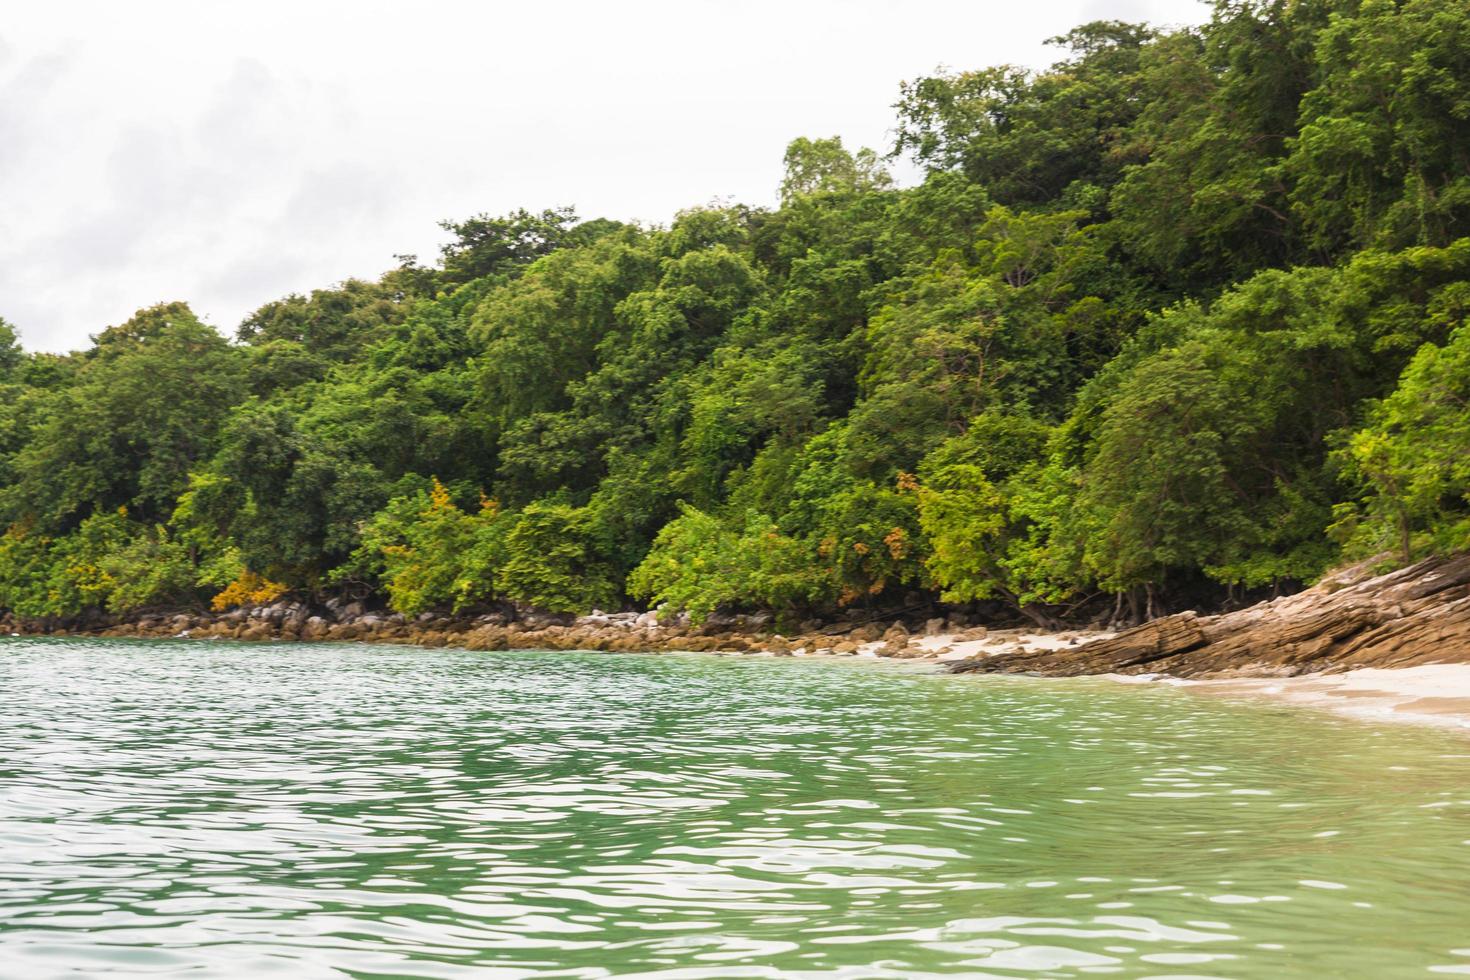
3 0 1469 629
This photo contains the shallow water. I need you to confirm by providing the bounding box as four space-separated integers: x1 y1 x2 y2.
1 638 1468 978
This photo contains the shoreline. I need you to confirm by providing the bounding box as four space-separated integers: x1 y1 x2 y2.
10 616 1470 733
3 608 1114 668
1157 665 1470 733
7 552 1469 732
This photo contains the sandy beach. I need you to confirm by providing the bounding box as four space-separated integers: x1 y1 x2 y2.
898 629 1470 733
1165 664 1470 732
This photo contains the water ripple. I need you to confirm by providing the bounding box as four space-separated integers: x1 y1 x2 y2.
2 637 1469 977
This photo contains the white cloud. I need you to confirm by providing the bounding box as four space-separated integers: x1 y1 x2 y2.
0 0 1208 352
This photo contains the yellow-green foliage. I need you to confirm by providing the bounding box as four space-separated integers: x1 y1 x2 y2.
628 505 829 624
211 571 289 612
0 511 196 618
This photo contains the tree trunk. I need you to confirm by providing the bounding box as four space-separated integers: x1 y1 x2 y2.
1018 603 1064 632
1109 591 1125 629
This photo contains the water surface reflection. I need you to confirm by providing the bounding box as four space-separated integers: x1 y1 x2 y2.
2 638 1468 977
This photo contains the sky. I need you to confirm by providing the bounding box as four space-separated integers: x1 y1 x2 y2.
0 0 1209 353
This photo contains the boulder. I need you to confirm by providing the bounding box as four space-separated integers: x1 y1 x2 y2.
518 608 575 630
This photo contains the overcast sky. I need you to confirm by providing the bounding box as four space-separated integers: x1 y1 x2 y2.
1 0 1208 353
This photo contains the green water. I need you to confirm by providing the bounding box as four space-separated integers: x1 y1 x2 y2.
2 639 1469 978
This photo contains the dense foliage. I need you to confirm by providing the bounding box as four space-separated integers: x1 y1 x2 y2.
3 0 1469 627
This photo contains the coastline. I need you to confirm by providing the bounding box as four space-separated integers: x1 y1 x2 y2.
10 611 1470 732
1161 665 1470 733
7 552 1469 731
2 604 1114 668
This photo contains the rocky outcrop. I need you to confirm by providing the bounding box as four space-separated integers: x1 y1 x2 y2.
0 597 966 661
951 554 1470 678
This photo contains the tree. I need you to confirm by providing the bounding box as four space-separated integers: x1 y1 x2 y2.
893 22 1157 205
1336 325 1470 561
914 413 1071 626
780 136 891 203
1 303 243 529
0 318 22 378
437 207 581 289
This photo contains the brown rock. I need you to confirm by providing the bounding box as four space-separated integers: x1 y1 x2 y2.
950 554 1470 679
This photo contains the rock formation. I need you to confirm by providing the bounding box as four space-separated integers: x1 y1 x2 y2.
951 554 1470 677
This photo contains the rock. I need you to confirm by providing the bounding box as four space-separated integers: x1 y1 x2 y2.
462 626 508 651
949 554 1470 678
518 608 575 630
240 622 272 642
849 623 883 644
924 617 947 636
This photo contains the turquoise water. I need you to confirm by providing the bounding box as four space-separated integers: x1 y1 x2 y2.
1 638 1469 978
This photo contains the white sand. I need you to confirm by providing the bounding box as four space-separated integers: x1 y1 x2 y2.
783 631 1470 731
1159 664 1470 731
785 625 1470 731
790 629 1114 662
914 630 1113 662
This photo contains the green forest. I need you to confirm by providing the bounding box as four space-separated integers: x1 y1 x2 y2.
3 0 1469 629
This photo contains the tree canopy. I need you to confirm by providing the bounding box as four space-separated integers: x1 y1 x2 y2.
3 0 1469 627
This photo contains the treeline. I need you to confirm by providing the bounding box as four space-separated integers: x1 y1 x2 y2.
2 0 1468 629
